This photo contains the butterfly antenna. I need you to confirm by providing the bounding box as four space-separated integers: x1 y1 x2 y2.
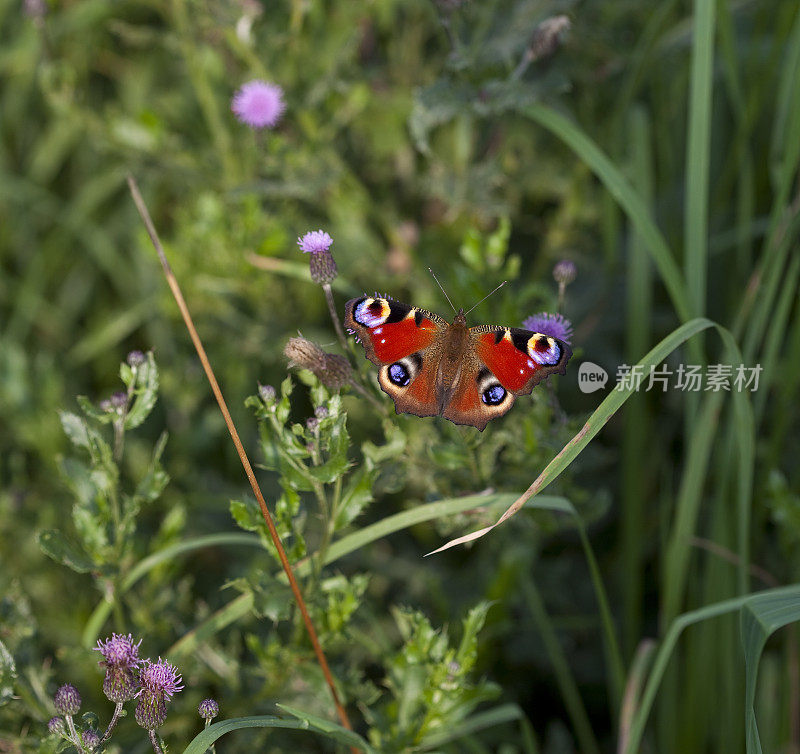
465 280 507 315
428 267 458 313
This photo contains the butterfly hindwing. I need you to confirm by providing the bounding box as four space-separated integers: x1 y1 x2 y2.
344 296 446 418
472 325 571 394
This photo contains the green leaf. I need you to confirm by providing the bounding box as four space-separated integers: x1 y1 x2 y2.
37 529 96 573
72 503 109 561
278 705 376 750
335 463 376 529
182 714 375 753
59 411 91 450
133 431 170 504
76 395 113 424
0 639 16 706
741 587 800 754
409 79 473 153
307 452 351 484
124 351 158 429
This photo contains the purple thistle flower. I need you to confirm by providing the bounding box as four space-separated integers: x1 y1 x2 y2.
259 383 276 403
95 634 141 702
47 717 65 735
135 695 167 731
82 729 100 748
522 312 574 345
53 684 81 715
127 350 145 367
198 698 219 721
553 259 577 286
137 658 183 701
134 658 183 731
297 230 333 254
94 633 141 668
231 80 285 129
297 230 337 284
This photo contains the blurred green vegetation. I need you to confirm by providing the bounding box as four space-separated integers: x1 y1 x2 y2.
1 0 800 751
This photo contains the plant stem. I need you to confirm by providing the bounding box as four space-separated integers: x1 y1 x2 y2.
323 283 348 351
149 729 165 754
99 702 124 745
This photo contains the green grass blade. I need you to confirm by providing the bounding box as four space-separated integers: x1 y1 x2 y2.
181 712 374 754
624 584 800 754
621 105 655 658
517 103 691 322
741 588 800 754
418 703 526 750
81 533 262 647
683 0 716 320
428 317 716 555
522 579 601 754
169 593 255 658
662 321 754 621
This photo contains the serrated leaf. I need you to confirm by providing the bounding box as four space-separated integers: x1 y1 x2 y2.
229 499 263 534
72 504 109 561
0 639 16 706
124 351 158 429
77 395 113 423
409 79 474 153
250 577 294 622
335 464 375 528
307 453 351 485
59 411 90 449
58 456 96 508
133 431 170 504
37 530 96 573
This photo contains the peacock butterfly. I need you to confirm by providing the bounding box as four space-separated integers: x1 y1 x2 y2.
344 295 572 431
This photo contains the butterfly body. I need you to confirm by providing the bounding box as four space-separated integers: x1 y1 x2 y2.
345 296 572 431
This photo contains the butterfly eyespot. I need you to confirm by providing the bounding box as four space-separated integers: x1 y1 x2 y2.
354 298 391 328
482 384 507 405
388 362 411 387
528 334 561 365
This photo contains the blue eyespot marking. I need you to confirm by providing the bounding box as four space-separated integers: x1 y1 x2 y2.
482 384 506 405
530 336 561 365
388 362 410 387
354 298 389 327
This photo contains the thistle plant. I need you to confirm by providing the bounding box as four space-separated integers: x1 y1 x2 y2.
47 639 183 753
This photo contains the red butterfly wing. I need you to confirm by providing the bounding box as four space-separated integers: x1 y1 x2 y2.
473 327 571 393
344 296 443 366
344 296 447 419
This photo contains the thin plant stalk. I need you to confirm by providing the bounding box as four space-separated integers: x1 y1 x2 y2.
127 176 355 743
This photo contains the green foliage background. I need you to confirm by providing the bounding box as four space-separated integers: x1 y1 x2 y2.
1 0 800 751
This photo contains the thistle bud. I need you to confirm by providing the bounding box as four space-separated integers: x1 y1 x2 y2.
320 354 352 389
553 259 577 286
297 230 338 285
198 698 219 721
284 337 327 373
259 384 276 403
53 684 81 716
82 729 100 748
127 350 145 367
47 717 65 735
526 15 571 63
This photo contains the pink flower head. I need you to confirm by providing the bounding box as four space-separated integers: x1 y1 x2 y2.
231 80 285 129
522 312 573 345
297 230 333 254
136 658 183 701
94 633 142 669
